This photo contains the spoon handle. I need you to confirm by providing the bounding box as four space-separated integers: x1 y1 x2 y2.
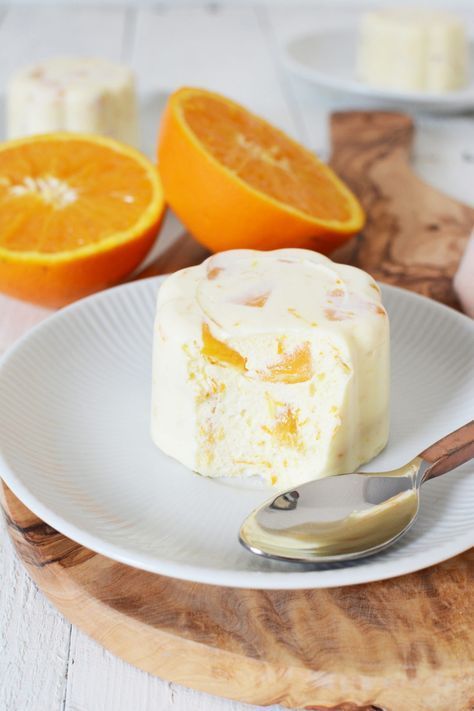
420 421 474 482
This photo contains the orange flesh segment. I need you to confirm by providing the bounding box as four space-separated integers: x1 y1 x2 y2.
260 343 313 383
181 94 351 222
274 406 301 449
0 140 154 253
201 323 247 371
201 326 312 383
325 309 354 322
239 291 270 308
207 266 224 280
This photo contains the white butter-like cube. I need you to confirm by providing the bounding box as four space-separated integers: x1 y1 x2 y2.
357 9 468 93
7 57 139 146
151 249 390 489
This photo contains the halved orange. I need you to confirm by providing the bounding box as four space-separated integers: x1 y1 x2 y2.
0 133 165 307
158 88 364 253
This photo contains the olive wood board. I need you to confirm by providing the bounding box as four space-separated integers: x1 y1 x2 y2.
2 486 473 711
328 111 473 309
2 111 474 710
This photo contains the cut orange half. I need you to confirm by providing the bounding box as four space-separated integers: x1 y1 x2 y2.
158 88 364 253
0 133 165 307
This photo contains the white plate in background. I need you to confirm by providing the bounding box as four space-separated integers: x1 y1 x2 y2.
0 277 473 589
284 26 474 113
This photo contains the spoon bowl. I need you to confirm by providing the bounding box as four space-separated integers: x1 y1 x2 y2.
239 459 424 563
239 422 473 564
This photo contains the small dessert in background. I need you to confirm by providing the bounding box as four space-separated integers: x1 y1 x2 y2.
158 87 365 254
357 8 468 93
454 232 474 317
7 57 139 146
151 248 389 489
0 133 164 307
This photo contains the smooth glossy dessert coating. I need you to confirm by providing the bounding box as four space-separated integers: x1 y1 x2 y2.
7 57 139 146
151 249 390 489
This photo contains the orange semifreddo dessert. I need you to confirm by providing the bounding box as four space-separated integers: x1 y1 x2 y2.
151 249 389 489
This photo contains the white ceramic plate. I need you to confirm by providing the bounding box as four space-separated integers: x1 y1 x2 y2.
0 277 473 589
284 26 474 113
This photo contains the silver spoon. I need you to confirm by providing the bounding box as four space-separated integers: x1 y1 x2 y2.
239 421 474 564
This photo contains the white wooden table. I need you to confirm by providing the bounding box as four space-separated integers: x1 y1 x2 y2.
0 4 473 710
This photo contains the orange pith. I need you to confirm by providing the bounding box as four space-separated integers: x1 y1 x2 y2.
0 133 165 306
158 87 365 253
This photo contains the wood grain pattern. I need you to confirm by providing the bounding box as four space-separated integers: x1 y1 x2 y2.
330 111 474 308
2 485 474 711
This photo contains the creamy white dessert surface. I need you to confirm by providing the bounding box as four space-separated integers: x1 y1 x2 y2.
7 57 139 146
152 249 390 489
357 8 468 93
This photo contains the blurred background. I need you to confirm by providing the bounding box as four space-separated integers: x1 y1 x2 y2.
0 0 473 325
1 0 473 325
0 0 472 207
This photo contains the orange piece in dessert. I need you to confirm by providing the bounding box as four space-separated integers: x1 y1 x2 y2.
201 323 247 371
260 343 313 384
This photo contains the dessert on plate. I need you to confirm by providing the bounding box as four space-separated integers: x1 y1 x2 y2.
151 249 389 489
357 8 468 93
7 57 139 146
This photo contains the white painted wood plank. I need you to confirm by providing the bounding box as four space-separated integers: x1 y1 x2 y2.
0 6 129 139
0 3 160 350
261 2 371 156
0 525 71 711
3 0 474 7
410 118 474 207
0 6 128 87
63 628 172 711
131 4 298 141
163 684 282 711
64 627 283 711
264 2 474 205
